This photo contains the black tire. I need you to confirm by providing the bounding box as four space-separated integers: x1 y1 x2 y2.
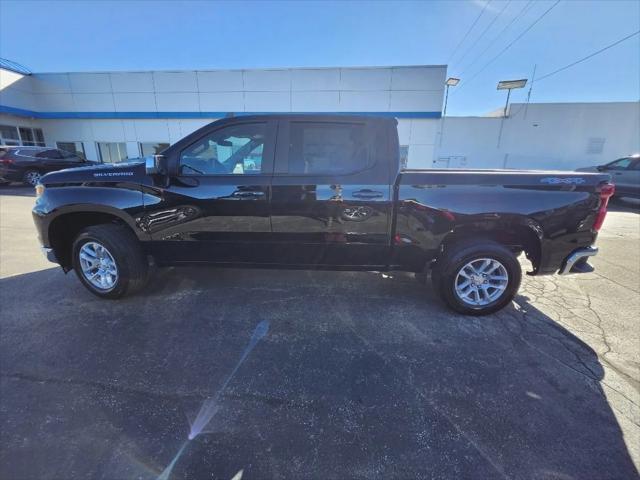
22 169 42 186
72 224 148 299
431 240 521 316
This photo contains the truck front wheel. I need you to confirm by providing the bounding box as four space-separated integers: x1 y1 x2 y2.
71 224 148 299
432 240 521 315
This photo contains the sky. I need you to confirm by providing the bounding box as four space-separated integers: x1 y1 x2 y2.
0 0 638 116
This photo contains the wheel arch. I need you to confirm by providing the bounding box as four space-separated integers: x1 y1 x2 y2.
47 206 145 271
437 217 543 274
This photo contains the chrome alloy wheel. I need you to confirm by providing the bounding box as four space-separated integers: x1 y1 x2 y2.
454 258 509 306
25 171 42 186
79 241 119 291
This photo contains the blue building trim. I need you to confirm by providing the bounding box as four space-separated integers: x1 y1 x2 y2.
1 104 441 120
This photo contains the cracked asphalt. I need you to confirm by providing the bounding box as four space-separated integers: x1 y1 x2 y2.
1 186 639 480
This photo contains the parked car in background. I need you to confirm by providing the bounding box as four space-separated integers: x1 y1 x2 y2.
0 146 95 186
577 154 640 199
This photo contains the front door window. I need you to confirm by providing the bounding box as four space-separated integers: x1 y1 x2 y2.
179 123 266 175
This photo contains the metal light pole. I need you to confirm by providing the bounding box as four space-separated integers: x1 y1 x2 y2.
439 77 460 147
496 78 527 150
497 79 527 117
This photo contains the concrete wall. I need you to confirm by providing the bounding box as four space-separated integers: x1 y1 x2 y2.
39 118 214 160
24 66 445 114
437 102 640 170
0 65 445 163
0 68 34 111
0 113 40 130
38 117 441 164
5 66 637 170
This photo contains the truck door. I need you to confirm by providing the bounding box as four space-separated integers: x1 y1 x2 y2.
143 119 277 264
269 117 393 267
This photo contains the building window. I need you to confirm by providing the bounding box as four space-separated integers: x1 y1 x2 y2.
34 128 45 145
57 142 86 158
587 137 605 155
0 125 20 145
139 142 169 157
399 145 409 170
18 127 45 146
97 142 128 163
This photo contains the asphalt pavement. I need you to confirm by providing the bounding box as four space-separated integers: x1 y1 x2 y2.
1 186 638 479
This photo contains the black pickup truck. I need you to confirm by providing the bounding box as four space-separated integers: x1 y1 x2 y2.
32 114 614 315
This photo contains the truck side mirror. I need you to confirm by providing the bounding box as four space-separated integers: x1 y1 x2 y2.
145 155 167 175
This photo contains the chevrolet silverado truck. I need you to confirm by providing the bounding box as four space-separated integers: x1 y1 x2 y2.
32 114 614 315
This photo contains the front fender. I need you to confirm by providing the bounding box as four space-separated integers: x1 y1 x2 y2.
33 184 148 246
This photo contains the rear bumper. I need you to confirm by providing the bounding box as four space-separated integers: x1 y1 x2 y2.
558 246 598 275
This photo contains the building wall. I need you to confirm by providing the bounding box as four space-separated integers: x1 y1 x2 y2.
25 67 445 114
0 68 34 110
5 65 638 170
0 66 445 163
0 113 40 130
437 102 640 170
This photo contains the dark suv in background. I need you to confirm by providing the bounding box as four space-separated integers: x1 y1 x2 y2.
0 146 94 186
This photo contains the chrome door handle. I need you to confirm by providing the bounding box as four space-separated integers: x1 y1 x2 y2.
232 190 265 197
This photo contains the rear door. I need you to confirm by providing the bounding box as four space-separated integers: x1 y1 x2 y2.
269 117 394 267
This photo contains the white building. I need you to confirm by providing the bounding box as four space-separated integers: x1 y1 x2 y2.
1 62 638 169
0 64 445 167
437 101 640 170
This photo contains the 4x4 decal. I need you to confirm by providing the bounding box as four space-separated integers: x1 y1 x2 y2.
540 177 586 185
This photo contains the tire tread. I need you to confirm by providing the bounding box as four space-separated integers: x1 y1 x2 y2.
72 224 148 298
431 239 521 315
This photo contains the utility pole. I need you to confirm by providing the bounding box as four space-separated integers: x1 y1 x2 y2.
439 78 460 147
524 64 537 119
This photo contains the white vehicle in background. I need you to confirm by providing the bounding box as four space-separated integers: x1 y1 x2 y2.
577 154 640 200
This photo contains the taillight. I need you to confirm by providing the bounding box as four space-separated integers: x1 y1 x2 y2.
593 183 615 231
0 158 13 164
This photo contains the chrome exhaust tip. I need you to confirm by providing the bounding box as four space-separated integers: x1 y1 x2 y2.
559 246 598 275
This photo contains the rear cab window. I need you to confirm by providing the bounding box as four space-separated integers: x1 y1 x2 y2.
287 121 370 175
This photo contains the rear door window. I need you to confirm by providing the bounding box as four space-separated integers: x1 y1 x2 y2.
36 149 63 159
287 122 370 175
58 149 82 161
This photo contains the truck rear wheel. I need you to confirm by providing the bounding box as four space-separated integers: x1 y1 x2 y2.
431 240 521 315
72 224 148 299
